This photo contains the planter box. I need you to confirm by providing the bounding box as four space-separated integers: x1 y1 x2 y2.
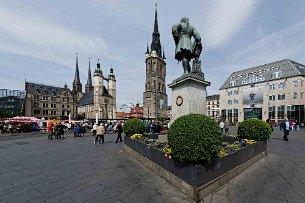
124 136 267 201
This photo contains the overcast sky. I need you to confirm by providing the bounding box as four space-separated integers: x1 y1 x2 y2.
1 0 305 107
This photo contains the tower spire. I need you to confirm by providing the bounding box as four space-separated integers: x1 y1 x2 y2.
73 53 81 84
145 40 150 54
150 3 162 57
73 53 82 92
162 46 166 59
86 58 92 86
154 3 158 33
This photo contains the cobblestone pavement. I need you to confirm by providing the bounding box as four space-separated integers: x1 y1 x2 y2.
0 132 194 203
203 126 305 203
1 127 305 203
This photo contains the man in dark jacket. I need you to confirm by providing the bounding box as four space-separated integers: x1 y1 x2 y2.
280 117 291 141
115 121 123 143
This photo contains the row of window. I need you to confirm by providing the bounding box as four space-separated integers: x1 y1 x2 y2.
228 99 239 105
269 80 302 90
33 102 70 109
32 95 70 102
228 90 239 96
269 92 303 101
268 105 298 119
33 110 70 116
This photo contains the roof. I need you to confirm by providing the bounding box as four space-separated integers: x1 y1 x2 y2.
219 59 305 90
78 86 111 106
206 95 220 101
78 91 93 106
25 82 67 96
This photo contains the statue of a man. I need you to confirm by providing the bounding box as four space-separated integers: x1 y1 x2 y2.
172 17 202 74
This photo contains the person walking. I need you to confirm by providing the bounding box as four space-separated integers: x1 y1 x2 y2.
219 121 224 134
47 123 53 140
224 122 229 134
280 117 291 141
96 123 106 144
115 121 123 143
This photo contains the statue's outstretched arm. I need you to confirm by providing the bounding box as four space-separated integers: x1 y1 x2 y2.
192 28 201 42
172 24 180 45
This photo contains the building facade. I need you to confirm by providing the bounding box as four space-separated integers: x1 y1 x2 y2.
206 95 220 121
219 59 305 124
143 5 168 120
0 89 26 118
24 82 74 119
77 59 116 120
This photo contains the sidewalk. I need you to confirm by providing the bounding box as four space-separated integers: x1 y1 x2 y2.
203 127 305 203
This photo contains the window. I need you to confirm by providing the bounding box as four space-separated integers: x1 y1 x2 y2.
278 82 285 89
34 102 39 107
228 91 232 96
268 106 275 119
43 103 48 108
34 95 40 100
292 92 298 99
278 94 285 100
228 100 233 105
269 95 276 101
34 109 40 114
234 99 239 104
229 81 236 87
233 90 239 95
271 71 282 79
51 97 56 101
277 105 285 119
62 105 64 108
293 80 298 87
269 84 276 90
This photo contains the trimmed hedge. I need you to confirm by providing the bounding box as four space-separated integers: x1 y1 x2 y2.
168 114 223 163
237 119 271 141
123 118 146 137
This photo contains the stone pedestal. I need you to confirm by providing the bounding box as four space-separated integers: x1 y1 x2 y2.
168 73 210 122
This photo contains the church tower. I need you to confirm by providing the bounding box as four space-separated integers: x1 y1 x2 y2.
143 4 168 120
108 68 116 119
85 58 93 93
93 59 105 119
72 53 83 118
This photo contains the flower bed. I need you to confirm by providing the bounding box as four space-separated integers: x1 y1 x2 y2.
124 135 267 201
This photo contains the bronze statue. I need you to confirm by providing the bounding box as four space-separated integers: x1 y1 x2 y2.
172 17 202 74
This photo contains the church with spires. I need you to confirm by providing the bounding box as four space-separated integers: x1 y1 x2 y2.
72 54 117 120
143 4 168 120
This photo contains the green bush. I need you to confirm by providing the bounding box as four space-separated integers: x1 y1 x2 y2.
168 114 223 163
123 118 146 137
237 119 271 141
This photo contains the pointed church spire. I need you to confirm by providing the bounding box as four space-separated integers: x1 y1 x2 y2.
153 3 159 33
86 58 92 86
73 53 81 84
145 40 150 54
150 3 162 57
85 58 93 93
73 53 82 92
162 46 166 59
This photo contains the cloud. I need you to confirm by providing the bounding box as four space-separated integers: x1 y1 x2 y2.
0 3 108 67
197 0 260 49
229 20 305 66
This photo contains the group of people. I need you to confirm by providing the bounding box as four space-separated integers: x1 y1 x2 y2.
47 123 65 140
92 121 123 145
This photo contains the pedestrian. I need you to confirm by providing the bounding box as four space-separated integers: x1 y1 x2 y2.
115 121 123 143
95 123 105 144
280 117 291 141
224 122 229 134
219 121 224 134
295 120 299 130
47 123 53 139
92 123 98 137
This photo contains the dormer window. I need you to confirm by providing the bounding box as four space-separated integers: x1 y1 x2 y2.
229 81 236 87
44 89 48 94
35 89 40 93
52 91 56 96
